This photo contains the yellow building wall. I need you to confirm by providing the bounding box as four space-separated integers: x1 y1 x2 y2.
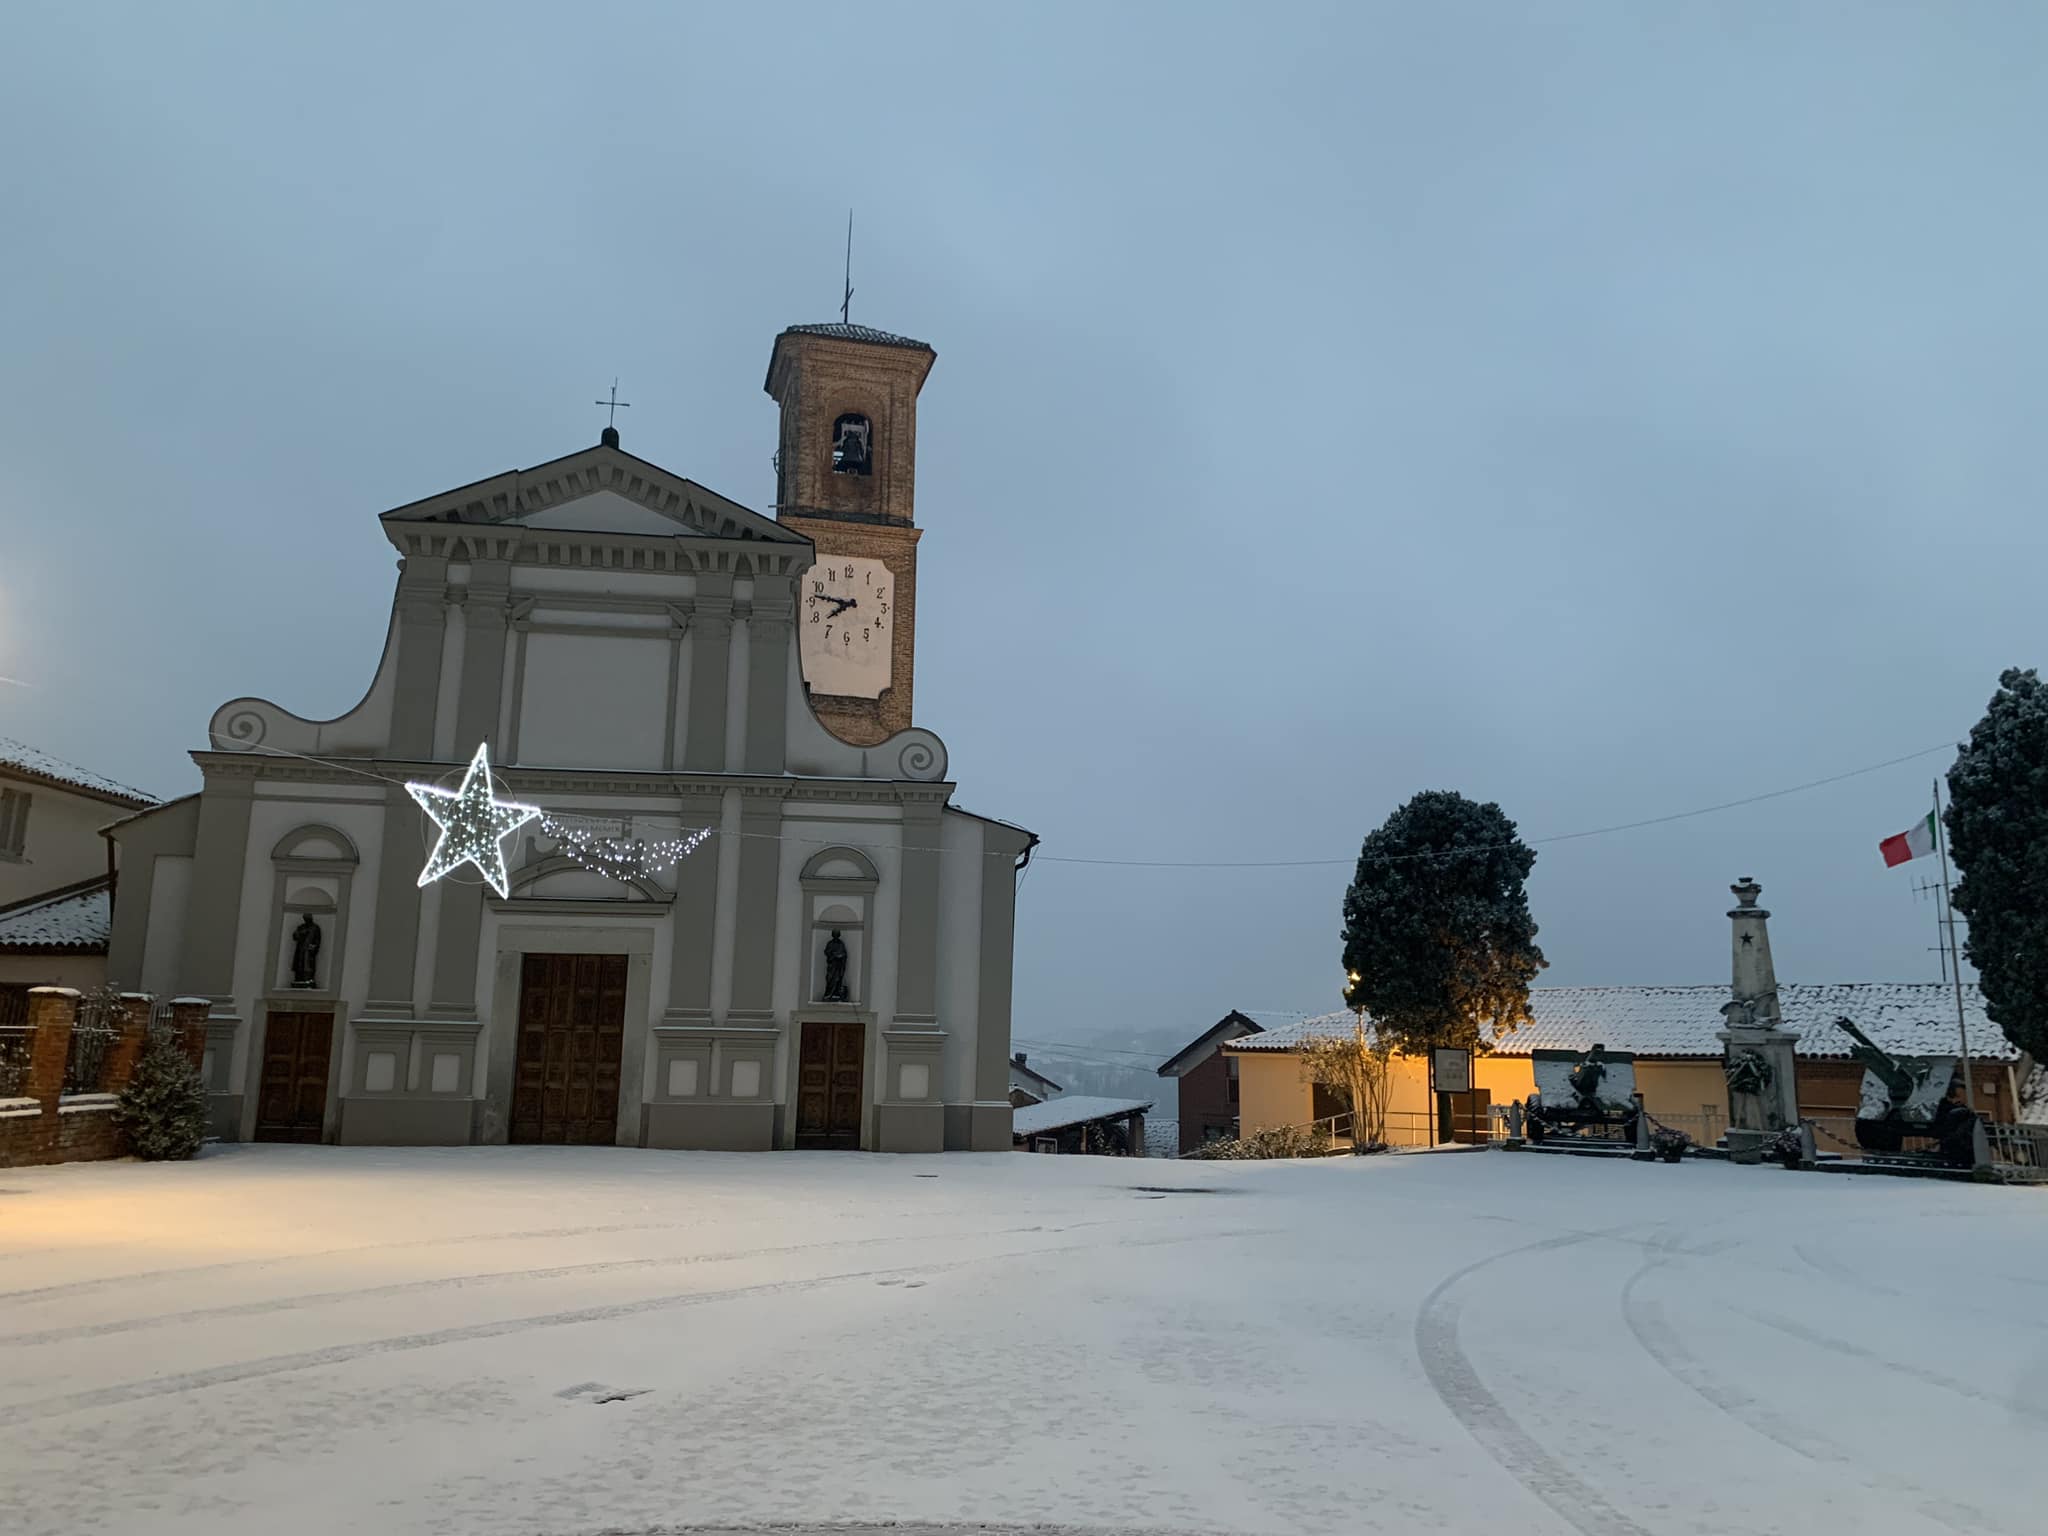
1634 1061 1729 1143
1234 1048 1546 1147
1384 1054 1432 1145
1231 1051 1313 1135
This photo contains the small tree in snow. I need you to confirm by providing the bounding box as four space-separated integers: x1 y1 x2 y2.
1297 1029 1392 1150
1946 667 2048 1062
115 1023 210 1160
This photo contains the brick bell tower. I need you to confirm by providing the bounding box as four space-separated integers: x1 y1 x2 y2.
766 322 936 746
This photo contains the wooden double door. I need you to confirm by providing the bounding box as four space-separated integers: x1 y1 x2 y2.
255 1010 333 1142
796 1020 865 1149
512 953 627 1145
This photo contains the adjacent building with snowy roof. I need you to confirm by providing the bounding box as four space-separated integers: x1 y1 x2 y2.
1161 879 2030 1155
1200 980 2025 1152
0 738 159 1001
1006 1050 1064 1107
1012 1094 1153 1156
1154 1008 1268 1154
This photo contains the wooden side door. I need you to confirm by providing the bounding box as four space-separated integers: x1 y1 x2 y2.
512 953 627 1145
254 1010 333 1142
796 1020 864 1148
1439 1088 1493 1145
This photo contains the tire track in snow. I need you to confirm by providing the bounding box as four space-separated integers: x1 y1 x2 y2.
8 1225 1274 1423
1415 1228 1655 1536
1621 1234 2016 1536
0 1219 1120 1347
1733 1304 2048 1425
0 1221 703 1305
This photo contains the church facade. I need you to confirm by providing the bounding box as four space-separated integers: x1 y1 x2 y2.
106 323 1032 1153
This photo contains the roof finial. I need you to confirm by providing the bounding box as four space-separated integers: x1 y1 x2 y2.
595 378 630 447
841 208 854 325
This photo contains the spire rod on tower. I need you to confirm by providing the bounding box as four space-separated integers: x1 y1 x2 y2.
841 208 854 324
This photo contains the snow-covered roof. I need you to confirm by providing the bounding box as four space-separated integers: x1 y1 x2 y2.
1222 984 2018 1063
1157 1010 1269 1077
0 877 113 953
779 321 932 352
1008 1053 1064 1094
1011 1096 1154 1138
0 736 156 807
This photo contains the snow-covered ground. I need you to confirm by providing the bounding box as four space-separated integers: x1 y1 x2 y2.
1 1146 2043 1536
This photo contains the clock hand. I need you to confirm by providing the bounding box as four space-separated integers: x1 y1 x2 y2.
828 595 859 616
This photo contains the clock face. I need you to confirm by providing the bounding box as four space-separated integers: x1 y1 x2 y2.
799 555 894 700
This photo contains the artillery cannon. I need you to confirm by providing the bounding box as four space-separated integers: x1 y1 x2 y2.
1832 1015 1977 1165
1524 1044 1640 1145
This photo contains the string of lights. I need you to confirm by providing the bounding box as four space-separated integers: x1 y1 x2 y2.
209 731 1960 875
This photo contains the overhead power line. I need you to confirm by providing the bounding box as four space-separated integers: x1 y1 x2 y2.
1031 741 1959 869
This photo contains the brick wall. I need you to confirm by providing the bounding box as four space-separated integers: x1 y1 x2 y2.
0 990 207 1168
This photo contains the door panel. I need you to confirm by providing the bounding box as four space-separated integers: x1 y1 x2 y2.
255 1011 332 1143
512 953 627 1145
795 1020 864 1148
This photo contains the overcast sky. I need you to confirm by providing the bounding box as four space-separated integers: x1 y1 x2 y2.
5 2 2044 1044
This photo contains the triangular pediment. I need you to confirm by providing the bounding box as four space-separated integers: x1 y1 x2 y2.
501 490 704 537
379 441 805 544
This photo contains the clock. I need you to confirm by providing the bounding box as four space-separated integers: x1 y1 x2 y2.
799 555 894 700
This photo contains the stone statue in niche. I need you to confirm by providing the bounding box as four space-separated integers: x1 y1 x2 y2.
820 929 851 1003
289 913 322 989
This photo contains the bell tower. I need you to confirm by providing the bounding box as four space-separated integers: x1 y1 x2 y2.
766 322 936 746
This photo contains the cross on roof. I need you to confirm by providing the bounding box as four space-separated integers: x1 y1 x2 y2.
594 379 631 428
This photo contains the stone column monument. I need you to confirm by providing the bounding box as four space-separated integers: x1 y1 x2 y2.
1716 877 1802 1163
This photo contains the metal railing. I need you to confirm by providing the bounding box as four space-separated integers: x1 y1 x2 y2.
0 984 28 1030
1984 1120 2048 1172
61 998 120 1096
0 1023 33 1098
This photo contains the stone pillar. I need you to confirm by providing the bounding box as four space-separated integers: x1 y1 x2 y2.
105 994 155 1093
1727 876 1783 1027
1718 877 1801 1162
24 988 79 1111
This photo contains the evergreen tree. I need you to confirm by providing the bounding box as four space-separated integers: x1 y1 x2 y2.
1340 790 1546 1053
1946 667 2048 1062
115 1022 211 1161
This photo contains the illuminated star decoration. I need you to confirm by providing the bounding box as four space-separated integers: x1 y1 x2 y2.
407 743 541 899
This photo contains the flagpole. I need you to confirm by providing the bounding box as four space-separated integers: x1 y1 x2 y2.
1931 777 1977 1115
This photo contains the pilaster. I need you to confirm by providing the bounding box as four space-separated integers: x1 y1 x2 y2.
683 576 734 773
387 555 450 758
662 787 725 1024
727 783 789 1024
184 771 255 1010
743 577 794 774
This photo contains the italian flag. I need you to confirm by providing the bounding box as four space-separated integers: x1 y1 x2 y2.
1879 812 1938 869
